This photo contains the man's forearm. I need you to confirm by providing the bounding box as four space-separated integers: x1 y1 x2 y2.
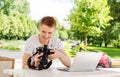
22 65 29 69
59 53 71 67
22 53 31 69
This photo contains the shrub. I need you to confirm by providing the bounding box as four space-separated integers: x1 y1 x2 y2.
64 42 71 57
0 11 38 40
112 40 120 48
64 41 85 57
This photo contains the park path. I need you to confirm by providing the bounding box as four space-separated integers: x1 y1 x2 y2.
0 49 22 59
0 49 65 69
0 49 23 69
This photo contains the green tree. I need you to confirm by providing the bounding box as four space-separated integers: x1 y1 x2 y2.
108 0 120 23
59 31 68 40
68 0 112 50
54 17 69 40
0 0 30 15
106 0 120 47
0 12 38 40
111 23 120 48
0 0 37 40
56 25 69 40
98 0 120 47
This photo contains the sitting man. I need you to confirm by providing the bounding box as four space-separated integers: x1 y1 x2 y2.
22 16 71 69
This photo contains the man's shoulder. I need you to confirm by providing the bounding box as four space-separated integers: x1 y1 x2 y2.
51 36 61 42
49 36 64 50
26 34 38 42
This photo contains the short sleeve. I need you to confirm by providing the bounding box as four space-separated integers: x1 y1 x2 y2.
56 39 64 50
48 37 64 50
22 39 34 54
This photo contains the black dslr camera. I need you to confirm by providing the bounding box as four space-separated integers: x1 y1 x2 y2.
27 45 54 70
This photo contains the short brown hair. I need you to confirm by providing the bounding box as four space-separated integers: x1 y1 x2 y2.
39 16 56 27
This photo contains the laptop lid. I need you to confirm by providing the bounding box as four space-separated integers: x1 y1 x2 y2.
69 52 102 72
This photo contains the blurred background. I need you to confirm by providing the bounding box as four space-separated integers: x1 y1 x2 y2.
0 0 120 68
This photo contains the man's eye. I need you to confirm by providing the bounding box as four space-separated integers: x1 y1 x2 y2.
42 31 46 33
48 32 52 34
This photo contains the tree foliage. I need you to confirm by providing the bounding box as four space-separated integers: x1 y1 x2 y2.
55 25 68 40
54 18 68 40
68 0 112 33
108 0 120 23
0 0 37 40
0 0 30 15
100 0 120 47
0 11 38 40
68 0 112 49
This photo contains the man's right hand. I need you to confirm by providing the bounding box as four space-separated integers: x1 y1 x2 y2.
34 53 43 67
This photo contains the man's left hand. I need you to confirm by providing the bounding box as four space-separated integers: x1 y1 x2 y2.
48 50 61 60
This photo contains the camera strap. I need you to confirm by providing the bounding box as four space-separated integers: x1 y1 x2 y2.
27 56 53 70
44 60 52 69
38 60 52 70
27 56 36 69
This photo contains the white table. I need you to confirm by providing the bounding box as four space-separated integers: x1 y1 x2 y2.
4 68 120 77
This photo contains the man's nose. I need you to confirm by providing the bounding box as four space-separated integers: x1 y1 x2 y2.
44 34 49 38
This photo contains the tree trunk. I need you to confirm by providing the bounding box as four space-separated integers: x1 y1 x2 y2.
100 43 102 47
104 34 108 47
105 43 108 47
84 32 88 51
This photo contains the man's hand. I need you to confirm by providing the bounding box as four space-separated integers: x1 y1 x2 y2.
34 53 43 67
48 50 62 60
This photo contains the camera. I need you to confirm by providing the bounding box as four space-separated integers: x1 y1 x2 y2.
27 45 54 70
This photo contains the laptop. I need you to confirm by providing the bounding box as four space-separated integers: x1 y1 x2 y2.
57 52 102 72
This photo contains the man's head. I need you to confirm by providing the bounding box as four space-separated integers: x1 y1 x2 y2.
40 16 56 27
38 16 56 44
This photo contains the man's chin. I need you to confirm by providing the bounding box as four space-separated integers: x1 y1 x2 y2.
43 39 49 41
43 39 49 44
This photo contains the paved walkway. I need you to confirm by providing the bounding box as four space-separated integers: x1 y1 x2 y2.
0 49 23 69
0 49 65 69
0 49 22 59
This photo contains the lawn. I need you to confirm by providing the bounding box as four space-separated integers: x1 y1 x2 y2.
88 46 120 59
0 40 25 50
0 40 120 59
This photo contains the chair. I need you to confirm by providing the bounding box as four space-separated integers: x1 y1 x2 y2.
0 57 15 77
112 59 120 68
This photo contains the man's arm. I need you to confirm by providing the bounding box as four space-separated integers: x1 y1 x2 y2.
49 49 71 67
22 52 43 69
58 49 71 67
22 53 31 69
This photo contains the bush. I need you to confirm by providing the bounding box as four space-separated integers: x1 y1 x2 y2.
64 42 71 57
59 31 68 41
70 46 80 57
64 41 85 57
0 11 38 40
112 40 120 48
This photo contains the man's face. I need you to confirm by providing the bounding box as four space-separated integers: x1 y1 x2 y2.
39 24 55 43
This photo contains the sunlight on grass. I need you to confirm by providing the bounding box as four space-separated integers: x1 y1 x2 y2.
0 40 25 51
88 46 120 59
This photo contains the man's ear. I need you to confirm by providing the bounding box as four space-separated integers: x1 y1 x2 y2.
54 26 56 32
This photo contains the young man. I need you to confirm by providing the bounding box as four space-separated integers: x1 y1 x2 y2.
22 16 71 69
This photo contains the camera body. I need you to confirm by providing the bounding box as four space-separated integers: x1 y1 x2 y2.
35 45 54 66
27 45 54 70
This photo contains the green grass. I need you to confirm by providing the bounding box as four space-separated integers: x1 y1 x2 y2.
0 40 25 51
88 46 120 59
0 40 120 59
